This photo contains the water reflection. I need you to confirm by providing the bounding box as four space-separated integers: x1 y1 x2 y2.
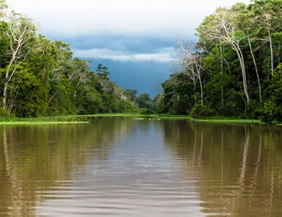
0 118 135 216
0 119 282 216
162 121 282 217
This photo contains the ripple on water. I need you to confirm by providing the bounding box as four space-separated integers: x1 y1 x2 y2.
1 120 282 217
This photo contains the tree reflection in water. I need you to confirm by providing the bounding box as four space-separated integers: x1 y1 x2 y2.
162 120 282 217
0 118 135 217
0 119 282 217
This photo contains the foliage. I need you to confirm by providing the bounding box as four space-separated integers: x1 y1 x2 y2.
138 108 155 114
189 104 215 118
0 0 281 123
136 93 153 110
261 64 282 123
0 3 137 117
157 0 282 123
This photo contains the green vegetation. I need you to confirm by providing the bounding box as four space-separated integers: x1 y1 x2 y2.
154 0 282 124
0 0 281 125
0 121 89 125
0 113 263 125
0 1 137 118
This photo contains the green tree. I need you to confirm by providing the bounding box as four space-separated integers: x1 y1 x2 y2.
136 93 153 110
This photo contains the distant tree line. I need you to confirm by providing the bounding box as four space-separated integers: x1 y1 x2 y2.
154 0 282 123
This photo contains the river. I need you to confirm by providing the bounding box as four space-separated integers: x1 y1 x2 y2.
0 118 281 216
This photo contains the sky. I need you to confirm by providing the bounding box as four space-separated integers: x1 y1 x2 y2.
7 0 249 96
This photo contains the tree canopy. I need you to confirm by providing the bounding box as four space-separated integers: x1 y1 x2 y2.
155 0 282 123
0 1 138 117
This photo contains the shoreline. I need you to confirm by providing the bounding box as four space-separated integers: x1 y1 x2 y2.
0 113 265 126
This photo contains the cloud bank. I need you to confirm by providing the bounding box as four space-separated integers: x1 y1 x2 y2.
74 47 176 62
7 0 249 38
7 0 249 63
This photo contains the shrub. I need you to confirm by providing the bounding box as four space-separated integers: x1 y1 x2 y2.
0 107 10 117
139 108 154 114
246 100 263 119
189 104 215 118
261 100 279 123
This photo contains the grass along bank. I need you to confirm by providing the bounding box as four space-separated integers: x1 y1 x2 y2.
0 121 89 125
0 116 90 125
0 113 263 125
82 113 261 124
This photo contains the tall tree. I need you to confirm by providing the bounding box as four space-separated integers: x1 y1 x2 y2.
2 12 36 112
197 6 251 103
177 39 205 105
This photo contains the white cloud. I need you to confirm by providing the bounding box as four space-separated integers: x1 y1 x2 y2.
74 47 177 62
6 0 249 62
7 0 249 37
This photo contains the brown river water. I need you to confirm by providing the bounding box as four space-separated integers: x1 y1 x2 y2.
0 118 282 217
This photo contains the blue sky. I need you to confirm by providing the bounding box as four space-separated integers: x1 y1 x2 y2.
7 0 249 96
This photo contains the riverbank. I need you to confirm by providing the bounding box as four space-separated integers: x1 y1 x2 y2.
92 114 261 123
0 113 264 125
0 116 90 125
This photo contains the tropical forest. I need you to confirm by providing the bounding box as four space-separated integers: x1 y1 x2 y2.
1 0 282 216
157 0 282 123
0 0 281 124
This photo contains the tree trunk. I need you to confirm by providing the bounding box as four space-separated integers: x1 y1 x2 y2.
247 33 262 103
2 55 16 110
199 76 204 105
2 85 7 110
268 28 274 74
220 46 224 106
233 44 250 103
2 37 22 110
193 81 197 106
